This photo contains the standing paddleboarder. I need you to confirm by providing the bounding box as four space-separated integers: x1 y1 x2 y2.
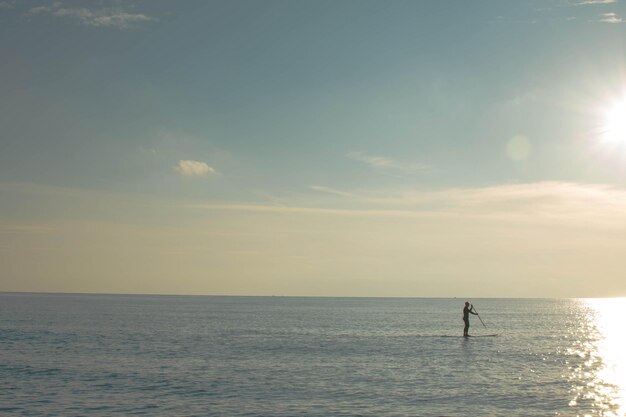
463 301 478 337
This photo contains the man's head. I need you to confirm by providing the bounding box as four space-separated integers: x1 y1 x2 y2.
465 302 470 306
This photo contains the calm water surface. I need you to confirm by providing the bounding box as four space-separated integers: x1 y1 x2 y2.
1 294 625 416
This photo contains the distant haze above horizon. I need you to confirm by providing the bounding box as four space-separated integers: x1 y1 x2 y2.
2 0 626 298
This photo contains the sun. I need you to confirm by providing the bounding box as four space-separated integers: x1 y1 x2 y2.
601 98 626 145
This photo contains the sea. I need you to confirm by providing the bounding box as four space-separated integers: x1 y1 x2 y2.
1 294 625 417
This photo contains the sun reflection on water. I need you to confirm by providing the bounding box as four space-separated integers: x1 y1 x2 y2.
582 298 626 417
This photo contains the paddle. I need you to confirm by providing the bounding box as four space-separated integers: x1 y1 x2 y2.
471 304 487 328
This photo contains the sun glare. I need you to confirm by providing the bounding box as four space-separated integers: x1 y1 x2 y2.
585 298 626 416
601 98 626 146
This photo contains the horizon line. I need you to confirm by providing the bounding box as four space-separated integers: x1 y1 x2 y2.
0 290 612 300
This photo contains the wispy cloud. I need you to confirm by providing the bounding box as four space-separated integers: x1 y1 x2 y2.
534 0 619 23
415 182 626 221
309 185 362 199
347 152 428 174
27 6 52 14
571 0 617 5
3 181 624 297
598 12 624 23
0 1 15 9
27 3 156 29
184 202 428 219
5 180 624 228
186 181 626 229
175 160 216 177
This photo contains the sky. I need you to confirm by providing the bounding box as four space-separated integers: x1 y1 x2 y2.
2 0 626 297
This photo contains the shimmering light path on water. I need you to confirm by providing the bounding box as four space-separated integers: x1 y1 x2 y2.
580 298 626 416
1 295 625 416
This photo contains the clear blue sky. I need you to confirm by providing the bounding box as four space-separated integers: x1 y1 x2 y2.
2 0 626 297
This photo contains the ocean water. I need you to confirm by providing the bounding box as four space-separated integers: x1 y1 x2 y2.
1 294 625 417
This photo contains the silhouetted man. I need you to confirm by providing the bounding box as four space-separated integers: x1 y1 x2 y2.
463 301 478 337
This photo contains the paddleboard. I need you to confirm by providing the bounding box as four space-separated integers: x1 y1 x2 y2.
435 334 499 338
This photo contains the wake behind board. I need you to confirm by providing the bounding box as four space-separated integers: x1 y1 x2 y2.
436 334 499 338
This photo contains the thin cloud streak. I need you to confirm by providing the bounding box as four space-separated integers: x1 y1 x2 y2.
347 152 428 174
185 203 432 218
27 4 156 29
307 180 624 206
572 0 617 4
4 179 626 229
309 185 362 199
598 12 624 23
5 180 625 224
187 181 626 229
